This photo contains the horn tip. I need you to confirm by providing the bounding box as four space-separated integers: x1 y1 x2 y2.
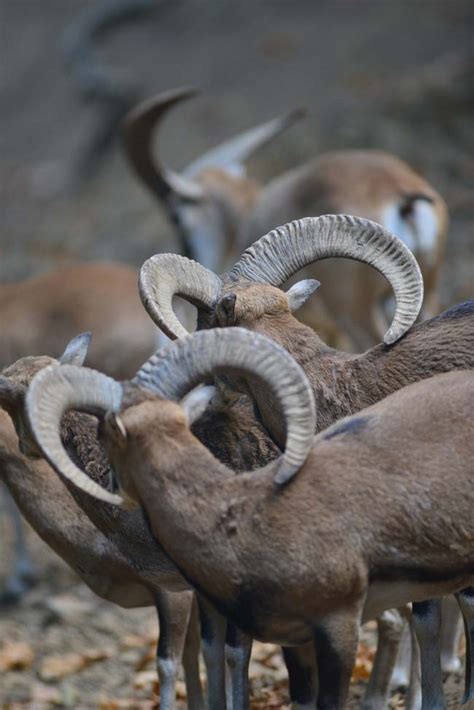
95 487 129 509
383 327 403 346
273 463 299 486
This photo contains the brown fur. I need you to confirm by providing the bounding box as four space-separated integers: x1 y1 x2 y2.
202 286 474 444
191 387 280 472
0 409 154 607
0 262 158 379
240 150 448 347
158 145 448 346
105 370 474 709
0 354 189 592
0 355 202 708
130 96 447 345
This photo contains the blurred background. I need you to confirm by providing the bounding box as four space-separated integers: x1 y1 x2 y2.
0 1 473 707
1 0 473 301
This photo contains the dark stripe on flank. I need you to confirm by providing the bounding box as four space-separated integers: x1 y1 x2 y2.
434 300 474 322
371 562 474 585
322 415 371 441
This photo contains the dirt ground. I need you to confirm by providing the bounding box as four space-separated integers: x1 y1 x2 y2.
0 522 472 709
1 1 474 708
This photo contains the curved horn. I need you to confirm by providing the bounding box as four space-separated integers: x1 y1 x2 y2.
121 87 204 202
184 107 306 179
26 365 124 506
231 215 424 344
133 327 316 485
139 254 223 339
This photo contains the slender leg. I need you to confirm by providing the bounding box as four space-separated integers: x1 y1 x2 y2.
197 595 228 710
225 623 252 710
405 616 422 710
313 606 362 710
412 600 445 710
182 595 206 710
440 596 463 674
0 490 36 606
455 587 474 704
391 622 412 690
363 608 406 709
282 643 318 710
155 589 195 710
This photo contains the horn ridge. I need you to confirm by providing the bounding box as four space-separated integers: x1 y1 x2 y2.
231 214 424 344
26 365 124 506
134 327 316 484
139 253 223 340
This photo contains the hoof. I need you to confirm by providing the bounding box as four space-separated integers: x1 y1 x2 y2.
391 665 410 690
441 654 462 674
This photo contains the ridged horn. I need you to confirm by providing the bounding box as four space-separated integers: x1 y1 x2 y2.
139 253 223 340
133 327 316 485
26 365 125 506
231 214 424 344
184 107 306 179
121 87 204 202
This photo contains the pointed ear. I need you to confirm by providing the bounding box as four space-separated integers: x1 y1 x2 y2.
216 293 237 327
105 411 128 448
0 377 24 408
181 385 216 425
286 280 320 312
59 332 92 366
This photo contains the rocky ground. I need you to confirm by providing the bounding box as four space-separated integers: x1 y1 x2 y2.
1 1 473 707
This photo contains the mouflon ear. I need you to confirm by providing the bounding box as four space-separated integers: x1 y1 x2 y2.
216 293 237 327
59 332 92 366
0 378 24 408
286 280 320 312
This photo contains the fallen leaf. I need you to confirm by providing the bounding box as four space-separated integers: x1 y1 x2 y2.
99 700 120 710
30 682 62 705
0 641 35 671
253 643 281 669
39 648 111 681
121 634 155 650
44 593 94 623
99 700 157 710
175 680 187 699
134 644 157 672
351 642 375 682
133 669 158 690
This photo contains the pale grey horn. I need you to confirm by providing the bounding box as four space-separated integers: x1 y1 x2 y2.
184 107 306 179
134 327 316 485
139 253 223 340
121 87 204 203
26 365 125 506
231 215 424 345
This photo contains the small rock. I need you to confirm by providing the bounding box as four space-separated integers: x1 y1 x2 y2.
44 593 94 624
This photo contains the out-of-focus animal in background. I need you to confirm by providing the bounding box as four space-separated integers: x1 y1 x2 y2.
0 262 157 378
61 0 158 178
27 327 474 710
0 262 158 605
122 88 448 348
122 88 305 269
0 334 204 710
241 150 448 349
